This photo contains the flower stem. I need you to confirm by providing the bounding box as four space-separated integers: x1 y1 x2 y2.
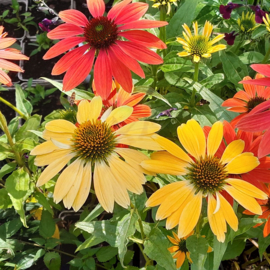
190 62 199 106
159 6 167 57
0 96 27 120
262 45 270 63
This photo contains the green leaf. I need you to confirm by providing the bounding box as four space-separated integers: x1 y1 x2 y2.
44 252 61 270
96 246 118 262
76 235 103 252
39 210 56 238
116 210 138 267
190 104 218 126
0 189 12 209
200 74 224 89
186 235 208 270
42 77 94 100
251 25 268 39
219 51 248 86
239 52 264 65
5 168 30 227
222 238 245 260
0 142 13 161
4 218 22 238
14 137 37 152
35 192 53 215
212 236 228 270
15 84 33 117
257 226 270 259
144 228 176 270
82 204 104 222
0 163 16 179
167 0 200 38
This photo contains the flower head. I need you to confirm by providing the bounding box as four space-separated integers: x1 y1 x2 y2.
150 0 178 14
263 13 270 32
237 12 258 33
250 5 267 24
224 31 238 45
222 74 270 127
39 18 55 32
31 96 162 212
219 2 242 19
142 119 267 242
176 21 226 63
0 26 29 86
43 0 167 99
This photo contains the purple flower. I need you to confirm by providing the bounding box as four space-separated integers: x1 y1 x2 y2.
156 108 177 118
38 18 53 32
224 31 238 46
219 2 242 19
250 5 267 23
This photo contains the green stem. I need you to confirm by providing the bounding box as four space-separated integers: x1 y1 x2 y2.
151 65 158 90
159 6 167 57
190 62 199 106
0 96 27 120
262 45 270 63
0 110 24 167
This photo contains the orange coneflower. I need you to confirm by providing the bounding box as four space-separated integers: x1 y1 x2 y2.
43 0 167 99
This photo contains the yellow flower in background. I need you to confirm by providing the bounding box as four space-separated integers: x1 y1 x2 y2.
237 12 258 33
31 96 162 213
142 119 267 242
176 21 226 63
150 0 178 14
263 14 270 32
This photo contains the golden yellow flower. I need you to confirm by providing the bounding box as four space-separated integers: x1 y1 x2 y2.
263 14 270 32
176 21 226 63
142 119 267 242
150 0 178 14
237 12 258 33
31 96 162 212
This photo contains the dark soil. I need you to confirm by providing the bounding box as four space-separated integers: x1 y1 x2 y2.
22 40 63 81
0 90 16 123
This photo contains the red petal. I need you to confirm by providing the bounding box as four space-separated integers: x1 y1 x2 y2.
116 40 163 65
107 0 132 20
240 78 270 87
87 0 105 18
0 38 16 49
258 129 270 158
223 121 236 145
119 30 166 49
118 20 168 31
52 45 89 75
107 48 133 93
63 48 95 91
0 69 11 85
43 37 86 60
257 156 270 169
0 50 29 60
94 49 112 99
123 93 146 107
59 10 88 27
230 113 247 128
0 59 22 72
249 99 270 115
227 107 247 113
110 44 145 78
237 130 253 152
249 135 262 156
222 98 247 108
115 3 148 25
251 64 270 77
263 218 270 237
47 24 84 40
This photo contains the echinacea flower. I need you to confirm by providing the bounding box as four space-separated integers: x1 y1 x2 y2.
43 0 167 99
250 5 267 24
141 119 267 242
219 2 242 20
263 14 270 32
237 12 258 33
31 96 162 212
149 0 178 14
176 21 226 63
222 74 270 127
244 185 270 237
224 31 238 45
0 26 29 86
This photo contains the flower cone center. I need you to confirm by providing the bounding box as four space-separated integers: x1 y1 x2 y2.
247 96 266 111
84 16 118 49
179 239 188 252
72 120 116 163
189 36 209 57
187 156 228 194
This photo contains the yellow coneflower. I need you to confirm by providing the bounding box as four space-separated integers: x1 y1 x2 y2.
31 96 162 212
237 12 258 33
176 21 226 63
263 14 270 32
142 119 267 242
150 0 178 14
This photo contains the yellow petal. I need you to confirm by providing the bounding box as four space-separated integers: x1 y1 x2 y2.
89 96 103 121
146 181 187 207
176 252 186 268
53 159 82 204
105 106 133 127
34 149 71 166
207 121 223 156
42 130 72 145
168 246 179 253
226 153 259 174
207 194 226 243
177 51 191 57
218 193 238 231
31 140 58 155
167 235 179 245
193 21 198 35
208 34 225 46
172 231 180 242
177 119 206 160
183 24 192 38
115 121 161 136
221 140 245 164
36 153 75 187
224 185 262 215
151 151 189 168
178 191 202 238
94 161 115 213
176 37 189 46
141 160 187 176
193 55 200 62
117 135 163 151
202 53 211 58
152 134 192 162
208 44 226 53
45 119 76 133
73 163 92 211
225 178 267 200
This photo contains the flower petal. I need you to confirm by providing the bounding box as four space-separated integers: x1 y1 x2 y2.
87 0 105 18
207 121 223 156
0 38 16 49
59 9 89 27
34 149 71 166
0 59 22 72
31 140 58 155
118 20 168 31
105 106 133 127
47 23 84 40
221 140 245 164
45 119 76 133
107 0 132 20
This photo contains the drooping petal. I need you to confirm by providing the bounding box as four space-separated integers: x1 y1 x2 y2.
31 140 58 155
45 119 76 133
0 59 22 72
105 106 133 127
59 9 89 27
207 121 223 156
251 64 270 78
118 20 168 31
0 70 11 85
87 0 105 18
0 50 29 60
47 24 84 40
115 121 160 135
0 38 16 49
221 140 245 164
34 149 71 166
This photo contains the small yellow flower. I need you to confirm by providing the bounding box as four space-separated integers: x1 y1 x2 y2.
237 12 258 33
263 14 270 32
150 0 178 14
176 21 226 63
